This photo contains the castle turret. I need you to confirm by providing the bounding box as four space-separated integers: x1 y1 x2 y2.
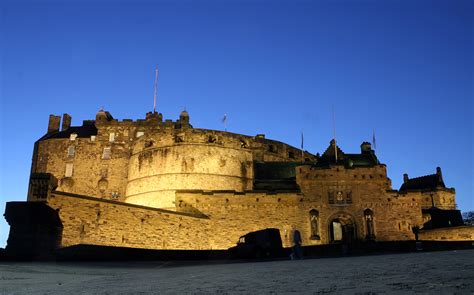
403 173 409 183
175 110 191 129
95 109 114 123
436 167 443 183
179 110 189 123
361 142 372 153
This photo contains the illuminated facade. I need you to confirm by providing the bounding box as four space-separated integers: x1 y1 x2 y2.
4 109 472 257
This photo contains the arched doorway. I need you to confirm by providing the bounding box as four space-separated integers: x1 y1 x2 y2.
328 213 357 244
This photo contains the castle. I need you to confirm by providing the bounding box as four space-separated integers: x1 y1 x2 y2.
4 109 473 257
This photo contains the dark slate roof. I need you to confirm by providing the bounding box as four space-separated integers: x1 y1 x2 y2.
315 140 380 168
422 208 464 229
315 151 379 168
399 174 445 192
253 161 300 191
254 162 297 180
38 123 98 141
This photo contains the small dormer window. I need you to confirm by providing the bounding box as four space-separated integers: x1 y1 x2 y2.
109 133 115 142
67 146 75 157
70 133 78 141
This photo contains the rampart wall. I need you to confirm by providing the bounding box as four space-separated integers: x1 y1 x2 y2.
419 226 474 241
47 191 211 250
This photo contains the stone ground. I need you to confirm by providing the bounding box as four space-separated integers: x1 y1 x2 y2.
0 250 473 294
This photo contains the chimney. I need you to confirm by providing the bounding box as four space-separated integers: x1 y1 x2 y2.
47 114 61 133
62 113 71 131
403 173 409 183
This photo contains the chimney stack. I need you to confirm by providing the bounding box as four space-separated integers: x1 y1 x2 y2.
47 115 61 133
62 113 71 131
403 173 409 183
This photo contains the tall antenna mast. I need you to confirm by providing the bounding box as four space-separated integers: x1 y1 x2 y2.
332 106 337 163
153 67 159 113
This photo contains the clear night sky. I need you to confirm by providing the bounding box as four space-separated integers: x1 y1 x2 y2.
0 0 472 247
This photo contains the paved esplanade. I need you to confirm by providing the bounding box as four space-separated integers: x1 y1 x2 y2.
1 250 473 294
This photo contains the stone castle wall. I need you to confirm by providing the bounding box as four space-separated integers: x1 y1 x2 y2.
47 191 211 250
419 226 474 241
31 114 314 209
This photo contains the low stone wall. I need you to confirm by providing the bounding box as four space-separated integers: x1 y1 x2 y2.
47 192 211 250
419 226 474 241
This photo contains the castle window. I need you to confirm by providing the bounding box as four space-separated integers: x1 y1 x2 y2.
208 135 218 143
109 133 115 142
346 191 352 204
65 163 74 177
136 131 144 138
328 192 335 204
144 140 154 148
288 151 295 159
240 140 248 148
175 135 184 143
67 146 75 157
90 135 96 142
102 147 111 160
69 133 78 141
268 145 276 153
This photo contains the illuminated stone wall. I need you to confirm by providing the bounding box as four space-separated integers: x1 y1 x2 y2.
294 164 424 243
31 113 313 209
419 226 474 241
47 191 211 250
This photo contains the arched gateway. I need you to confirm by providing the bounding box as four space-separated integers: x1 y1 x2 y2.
328 212 357 243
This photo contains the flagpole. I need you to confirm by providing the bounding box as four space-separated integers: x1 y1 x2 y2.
372 129 376 150
332 106 337 163
222 114 227 131
301 131 304 163
153 67 159 113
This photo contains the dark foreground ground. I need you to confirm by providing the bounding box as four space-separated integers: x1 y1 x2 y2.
0 250 473 294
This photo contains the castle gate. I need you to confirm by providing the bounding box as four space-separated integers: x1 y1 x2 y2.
328 212 357 244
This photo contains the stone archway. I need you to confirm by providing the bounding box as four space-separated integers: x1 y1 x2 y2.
328 212 357 244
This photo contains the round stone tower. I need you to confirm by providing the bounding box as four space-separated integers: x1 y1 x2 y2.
124 129 254 209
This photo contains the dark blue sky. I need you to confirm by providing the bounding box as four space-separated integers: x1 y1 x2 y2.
0 0 472 247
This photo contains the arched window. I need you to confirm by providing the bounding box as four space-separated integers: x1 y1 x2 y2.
309 209 320 240
364 209 375 241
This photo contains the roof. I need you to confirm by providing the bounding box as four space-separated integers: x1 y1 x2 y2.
38 123 98 141
315 140 379 168
399 174 445 192
422 208 464 229
253 161 300 191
